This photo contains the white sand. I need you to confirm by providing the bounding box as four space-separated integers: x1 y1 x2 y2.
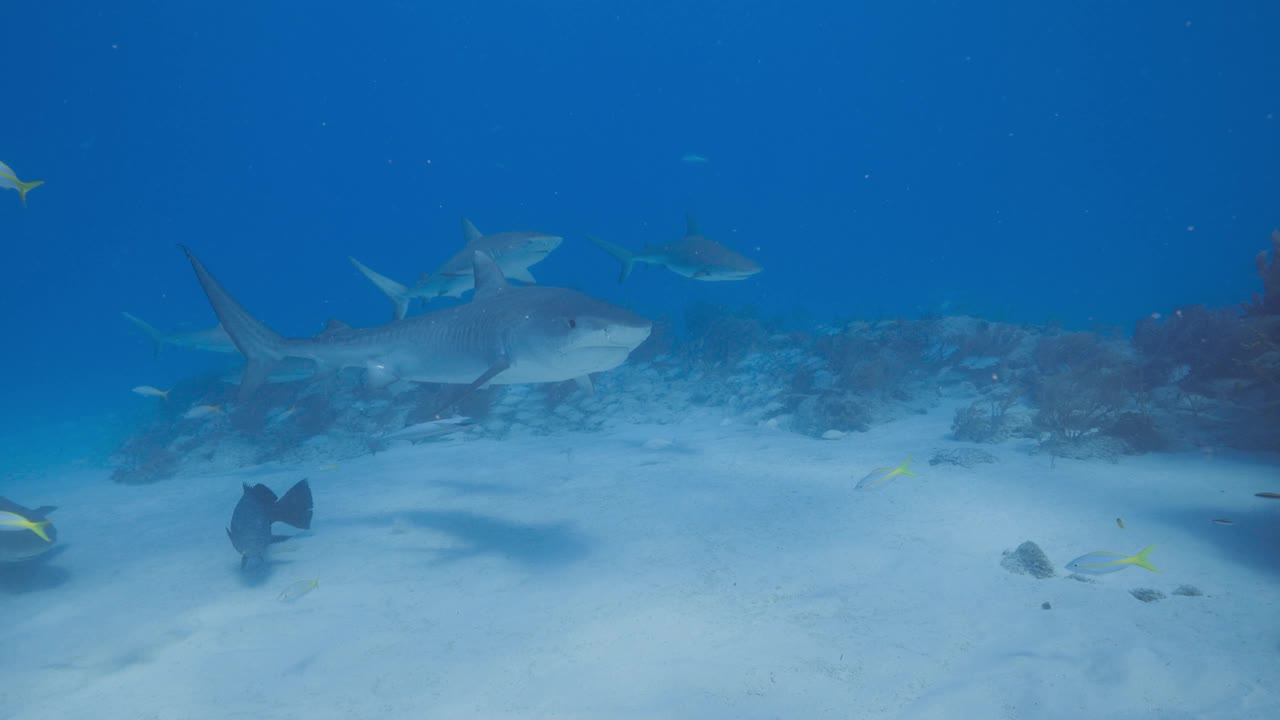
2 403 1278 719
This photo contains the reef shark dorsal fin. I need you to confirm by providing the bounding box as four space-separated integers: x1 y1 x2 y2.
471 251 508 301
685 213 701 237
462 218 483 245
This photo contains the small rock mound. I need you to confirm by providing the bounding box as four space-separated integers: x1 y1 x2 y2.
930 448 999 467
1130 588 1166 603
1001 541 1056 579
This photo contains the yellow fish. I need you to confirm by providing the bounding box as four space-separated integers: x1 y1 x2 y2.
855 457 916 489
0 160 43 207
278 578 319 602
132 385 171 400
1066 545 1159 575
0 510 53 542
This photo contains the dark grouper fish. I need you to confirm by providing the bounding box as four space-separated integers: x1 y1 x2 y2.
227 479 313 569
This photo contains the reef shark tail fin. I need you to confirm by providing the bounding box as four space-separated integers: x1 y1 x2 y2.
122 312 167 357
585 235 636 283
349 256 412 321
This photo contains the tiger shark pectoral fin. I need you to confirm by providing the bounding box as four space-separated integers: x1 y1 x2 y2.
427 359 512 417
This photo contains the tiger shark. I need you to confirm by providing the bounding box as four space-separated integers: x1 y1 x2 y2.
350 218 563 321
586 214 762 283
180 246 651 402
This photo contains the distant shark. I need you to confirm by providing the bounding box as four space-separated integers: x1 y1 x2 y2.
350 218 563 320
586 214 762 283
122 312 238 355
180 246 651 402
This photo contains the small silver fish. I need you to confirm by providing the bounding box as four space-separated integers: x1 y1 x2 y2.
379 416 475 444
183 404 224 420
132 385 170 399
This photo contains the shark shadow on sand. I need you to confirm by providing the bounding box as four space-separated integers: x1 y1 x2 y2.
339 509 591 569
1146 503 1280 579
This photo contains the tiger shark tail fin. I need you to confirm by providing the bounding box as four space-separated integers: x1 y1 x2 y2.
179 246 288 400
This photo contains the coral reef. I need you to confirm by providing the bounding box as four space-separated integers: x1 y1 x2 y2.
1031 332 1130 443
109 260 1280 480
1244 230 1280 316
929 448 998 468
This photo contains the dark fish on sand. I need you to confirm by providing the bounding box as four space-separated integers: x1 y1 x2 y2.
227 479 313 569
0 498 58 563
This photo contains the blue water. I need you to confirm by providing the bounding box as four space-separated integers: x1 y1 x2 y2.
1 3 1277 463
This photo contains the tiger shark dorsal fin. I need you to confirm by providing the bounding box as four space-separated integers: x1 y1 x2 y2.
462 218 483 245
471 251 508 301
320 319 351 336
685 213 701 237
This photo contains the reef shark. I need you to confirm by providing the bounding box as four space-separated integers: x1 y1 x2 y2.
122 312 238 355
586 214 762 283
350 218 563 320
181 246 651 402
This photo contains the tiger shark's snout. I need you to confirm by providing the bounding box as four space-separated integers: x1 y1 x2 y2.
567 311 652 351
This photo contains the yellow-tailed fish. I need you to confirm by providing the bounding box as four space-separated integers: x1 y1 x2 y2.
1065 545 1159 575
855 456 916 489
132 385 171 400
1116 518 1125 529
318 463 339 471
183 404 224 420
0 160 44 207
0 511 53 542
278 578 319 602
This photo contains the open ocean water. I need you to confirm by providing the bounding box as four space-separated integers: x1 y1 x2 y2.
2 3 1279 719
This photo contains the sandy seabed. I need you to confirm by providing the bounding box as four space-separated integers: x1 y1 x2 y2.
2 400 1278 720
